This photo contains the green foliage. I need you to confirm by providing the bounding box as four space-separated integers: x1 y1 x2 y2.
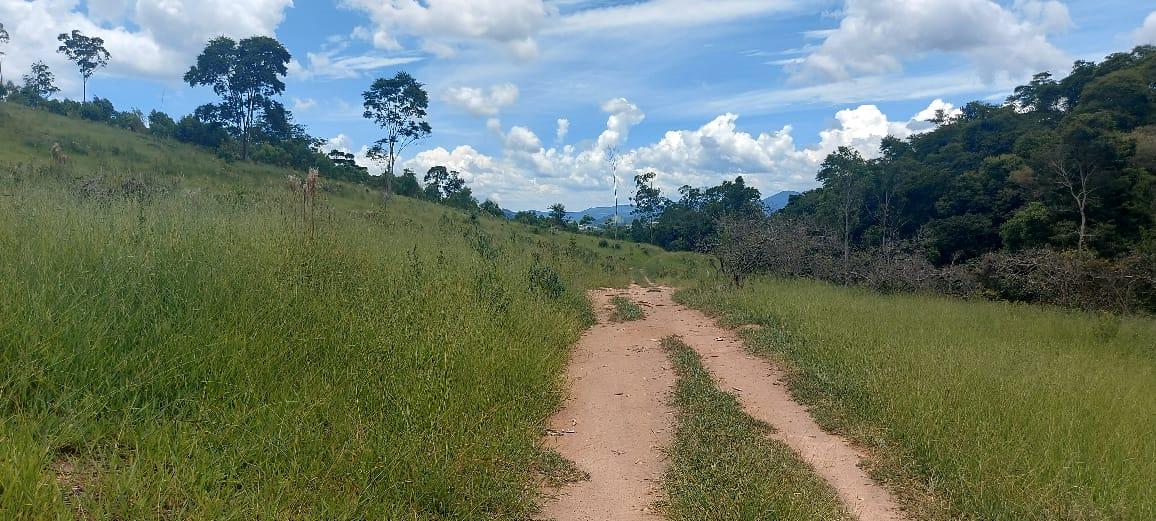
680 279 1156 520
363 72 431 183
660 336 851 521
56 29 110 101
764 46 1156 267
1000 202 1052 251
184 36 292 160
21 60 58 99
548 203 567 227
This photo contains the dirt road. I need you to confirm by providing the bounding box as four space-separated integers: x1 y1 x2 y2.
538 285 907 521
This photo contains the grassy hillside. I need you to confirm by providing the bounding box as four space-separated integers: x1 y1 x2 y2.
679 279 1156 520
0 103 711 519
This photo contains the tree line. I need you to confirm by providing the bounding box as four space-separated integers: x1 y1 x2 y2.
631 46 1156 313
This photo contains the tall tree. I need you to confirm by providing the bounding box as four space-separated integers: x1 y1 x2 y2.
56 30 110 102
631 171 665 223
816 147 868 284
22 60 58 99
548 203 567 227
363 72 431 193
184 36 291 160
0 22 9 85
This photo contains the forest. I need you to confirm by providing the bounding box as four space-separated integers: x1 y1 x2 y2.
629 46 1156 313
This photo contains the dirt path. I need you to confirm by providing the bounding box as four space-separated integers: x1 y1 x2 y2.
539 285 907 521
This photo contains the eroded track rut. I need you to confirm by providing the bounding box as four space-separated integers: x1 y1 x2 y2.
538 285 908 521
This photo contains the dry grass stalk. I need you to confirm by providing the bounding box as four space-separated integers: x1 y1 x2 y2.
51 142 69 165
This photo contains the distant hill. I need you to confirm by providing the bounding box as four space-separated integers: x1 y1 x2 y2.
504 205 638 225
762 191 799 213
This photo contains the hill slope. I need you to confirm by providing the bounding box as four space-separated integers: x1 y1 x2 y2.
0 102 711 519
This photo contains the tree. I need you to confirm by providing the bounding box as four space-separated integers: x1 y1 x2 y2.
480 200 504 218
184 36 291 160
423 166 450 200
579 215 595 228
57 30 110 102
148 110 177 138
363 72 431 193
22 61 58 99
631 172 665 223
0 22 9 85
548 203 567 227
817 147 869 284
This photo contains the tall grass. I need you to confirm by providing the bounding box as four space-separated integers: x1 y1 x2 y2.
0 113 711 518
679 278 1156 520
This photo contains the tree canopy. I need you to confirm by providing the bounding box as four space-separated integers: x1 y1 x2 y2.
184 36 291 160
363 72 431 192
56 30 109 102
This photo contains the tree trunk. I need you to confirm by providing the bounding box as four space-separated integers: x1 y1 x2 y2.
82 77 86 103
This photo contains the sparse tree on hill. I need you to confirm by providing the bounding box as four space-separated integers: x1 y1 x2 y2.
57 30 110 102
363 72 431 193
22 60 58 99
184 36 291 160
0 22 10 85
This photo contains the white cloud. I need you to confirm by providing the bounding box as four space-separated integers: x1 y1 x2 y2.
0 0 291 95
556 118 570 143
292 97 318 111
549 0 795 35
791 0 1071 84
291 49 423 80
1134 12 1156 45
505 125 544 152
340 0 548 60
443 83 520 117
404 98 956 210
596 97 645 150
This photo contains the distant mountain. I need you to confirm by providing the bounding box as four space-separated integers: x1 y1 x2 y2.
762 191 799 213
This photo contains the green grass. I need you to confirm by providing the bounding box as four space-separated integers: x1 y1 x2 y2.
0 102 713 519
678 278 1156 521
609 296 645 322
660 337 852 521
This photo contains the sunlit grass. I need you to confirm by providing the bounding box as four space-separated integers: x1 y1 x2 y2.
679 279 1156 520
0 105 713 519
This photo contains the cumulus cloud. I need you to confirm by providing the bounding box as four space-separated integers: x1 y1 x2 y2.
340 0 548 59
443 83 520 117
0 0 292 90
0 0 295 100
1135 11 1156 45
596 98 645 150
791 0 1071 84
403 98 958 210
505 126 544 153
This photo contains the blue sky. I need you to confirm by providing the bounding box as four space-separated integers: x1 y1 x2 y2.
2 0 1155 210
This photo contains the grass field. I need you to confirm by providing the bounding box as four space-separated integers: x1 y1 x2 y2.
0 103 711 519
678 279 1156 520
660 337 851 521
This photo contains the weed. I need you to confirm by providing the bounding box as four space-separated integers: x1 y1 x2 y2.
609 296 645 321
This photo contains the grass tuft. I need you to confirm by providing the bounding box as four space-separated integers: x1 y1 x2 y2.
609 296 645 322
659 336 852 521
